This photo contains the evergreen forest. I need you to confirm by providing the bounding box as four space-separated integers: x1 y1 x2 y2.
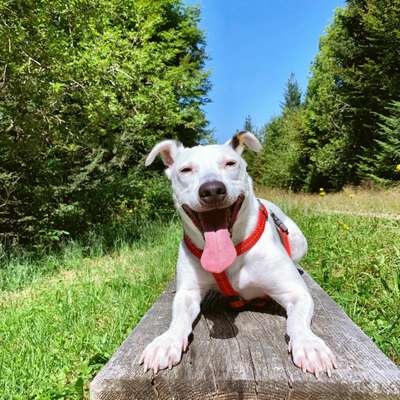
247 0 400 192
1 0 399 249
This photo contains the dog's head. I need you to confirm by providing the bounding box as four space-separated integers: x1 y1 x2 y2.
145 131 262 273
145 131 261 211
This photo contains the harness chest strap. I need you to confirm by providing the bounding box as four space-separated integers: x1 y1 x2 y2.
183 202 291 308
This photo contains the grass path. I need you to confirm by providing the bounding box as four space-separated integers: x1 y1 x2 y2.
314 209 400 220
257 186 400 215
0 188 399 399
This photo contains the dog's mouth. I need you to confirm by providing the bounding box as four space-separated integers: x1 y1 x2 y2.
182 194 244 273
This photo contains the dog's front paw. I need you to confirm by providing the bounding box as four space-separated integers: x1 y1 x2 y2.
289 333 337 378
139 332 188 373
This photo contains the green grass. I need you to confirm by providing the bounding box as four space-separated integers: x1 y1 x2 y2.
0 201 399 399
287 206 400 363
0 222 181 399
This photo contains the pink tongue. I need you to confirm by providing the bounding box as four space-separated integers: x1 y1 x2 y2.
200 230 237 273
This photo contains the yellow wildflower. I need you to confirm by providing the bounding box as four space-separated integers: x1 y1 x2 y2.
339 221 350 231
396 164 400 173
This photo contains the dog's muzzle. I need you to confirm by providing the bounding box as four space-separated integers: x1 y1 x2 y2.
182 194 244 273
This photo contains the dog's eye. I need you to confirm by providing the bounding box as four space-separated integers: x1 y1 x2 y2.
180 166 193 174
225 160 237 167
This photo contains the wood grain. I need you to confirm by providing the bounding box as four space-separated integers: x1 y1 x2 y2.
90 272 400 400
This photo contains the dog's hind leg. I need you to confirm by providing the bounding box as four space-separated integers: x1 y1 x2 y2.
263 200 308 263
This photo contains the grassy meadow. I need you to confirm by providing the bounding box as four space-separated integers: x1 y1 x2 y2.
0 187 399 399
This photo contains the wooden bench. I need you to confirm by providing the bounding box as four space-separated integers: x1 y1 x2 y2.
90 271 400 399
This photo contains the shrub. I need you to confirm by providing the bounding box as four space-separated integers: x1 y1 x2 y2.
0 0 209 248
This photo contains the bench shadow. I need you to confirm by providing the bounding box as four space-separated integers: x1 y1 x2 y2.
196 290 287 340
189 269 304 343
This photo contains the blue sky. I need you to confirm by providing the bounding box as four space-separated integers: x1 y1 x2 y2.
185 0 345 143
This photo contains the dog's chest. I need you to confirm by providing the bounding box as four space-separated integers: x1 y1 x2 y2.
223 261 269 300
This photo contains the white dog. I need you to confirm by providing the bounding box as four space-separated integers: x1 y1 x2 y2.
141 131 337 377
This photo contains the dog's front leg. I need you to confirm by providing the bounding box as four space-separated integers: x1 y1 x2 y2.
278 287 337 377
259 247 337 378
140 287 205 372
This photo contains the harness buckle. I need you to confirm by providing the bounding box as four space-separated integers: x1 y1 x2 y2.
270 211 289 234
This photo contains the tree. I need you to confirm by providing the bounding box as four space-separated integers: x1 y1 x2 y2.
0 0 210 247
252 109 306 190
247 1 400 191
241 115 260 178
281 73 302 111
300 0 400 190
360 101 400 185
246 78 306 189
243 115 255 132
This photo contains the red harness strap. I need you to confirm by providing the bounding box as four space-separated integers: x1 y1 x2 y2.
184 202 292 308
271 211 292 258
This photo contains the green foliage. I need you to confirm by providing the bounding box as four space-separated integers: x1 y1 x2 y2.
281 73 302 111
243 115 255 132
241 115 260 179
245 73 306 190
359 101 400 185
249 1 400 192
253 108 306 190
0 0 210 248
0 199 398 398
301 0 400 190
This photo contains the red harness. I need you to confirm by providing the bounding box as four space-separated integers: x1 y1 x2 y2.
184 201 292 308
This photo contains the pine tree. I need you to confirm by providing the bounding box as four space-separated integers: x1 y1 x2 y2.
241 115 259 177
301 0 400 190
360 101 400 185
244 115 254 132
281 73 302 111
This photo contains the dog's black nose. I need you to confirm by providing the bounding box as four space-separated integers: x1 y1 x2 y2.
199 180 227 204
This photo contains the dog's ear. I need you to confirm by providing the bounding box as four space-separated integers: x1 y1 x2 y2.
145 140 183 167
226 131 262 155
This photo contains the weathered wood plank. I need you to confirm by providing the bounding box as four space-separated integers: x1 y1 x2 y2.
90 272 400 400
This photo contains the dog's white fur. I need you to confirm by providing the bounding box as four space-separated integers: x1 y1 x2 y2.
141 133 337 377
